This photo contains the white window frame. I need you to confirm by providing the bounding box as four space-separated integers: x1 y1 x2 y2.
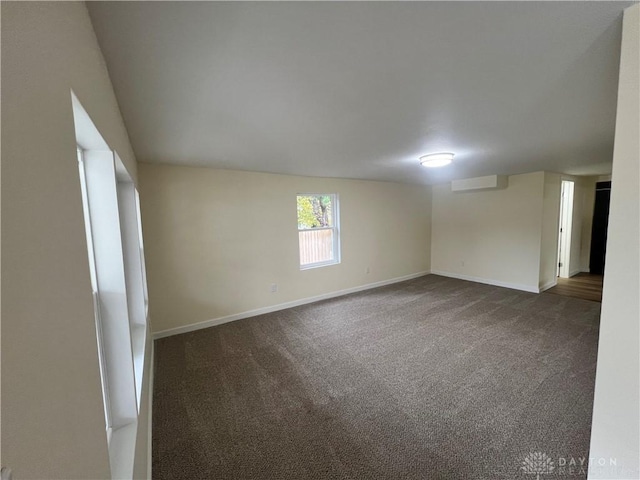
73 91 149 480
297 193 341 270
77 148 112 439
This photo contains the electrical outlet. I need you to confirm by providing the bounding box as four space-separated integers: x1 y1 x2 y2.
460 260 465 267
270 283 278 293
365 266 370 274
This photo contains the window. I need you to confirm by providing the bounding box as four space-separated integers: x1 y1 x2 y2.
77 147 146 433
297 194 340 269
73 91 149 479
77 148 111 434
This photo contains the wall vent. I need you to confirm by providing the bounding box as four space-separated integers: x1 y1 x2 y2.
451 175 508 192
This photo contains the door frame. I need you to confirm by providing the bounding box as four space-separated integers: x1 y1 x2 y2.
557 180 575 278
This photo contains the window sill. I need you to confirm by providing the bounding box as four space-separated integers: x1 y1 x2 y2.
300 260 340 271
109 421 138 480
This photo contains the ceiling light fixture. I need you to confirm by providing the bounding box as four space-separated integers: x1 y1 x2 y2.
420 152 454 168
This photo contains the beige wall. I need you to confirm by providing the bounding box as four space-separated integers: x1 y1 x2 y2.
589 4 639 479
431 172 546 292
431 171 598 293
538 172 561 290
138 164 431 334
2 2 151 478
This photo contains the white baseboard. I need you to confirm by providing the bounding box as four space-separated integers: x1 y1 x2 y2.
153 271 431 339
539 279 558 292
429 269 540 294
569 269 582 277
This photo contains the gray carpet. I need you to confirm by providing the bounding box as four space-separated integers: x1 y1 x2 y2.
153 274 600 479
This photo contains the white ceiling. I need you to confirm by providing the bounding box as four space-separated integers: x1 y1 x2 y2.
88 1 633 185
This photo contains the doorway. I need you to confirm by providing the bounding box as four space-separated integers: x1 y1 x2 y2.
547 179 608 303
589 181 611 275
557 180 575 278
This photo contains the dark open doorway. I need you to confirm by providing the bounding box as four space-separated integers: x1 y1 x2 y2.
589 181 611 275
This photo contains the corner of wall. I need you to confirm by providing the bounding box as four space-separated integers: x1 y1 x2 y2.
588 4 640 478
425 184 433 272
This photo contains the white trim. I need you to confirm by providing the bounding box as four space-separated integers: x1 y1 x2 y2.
539 279 558 292
299 258 340 270
109 422 137 480
153 271 430 339
297 226 334 233
569 269 582 278
72 91 109 151
557 180 575 279
73 92 150 479
429 269 540 294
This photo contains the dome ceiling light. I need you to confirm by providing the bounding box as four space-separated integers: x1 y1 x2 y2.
420 152 454 168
